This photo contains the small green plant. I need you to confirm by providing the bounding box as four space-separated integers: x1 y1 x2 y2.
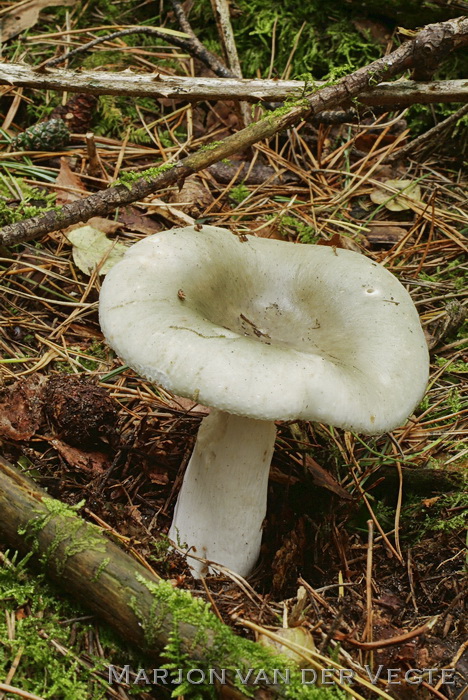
402 492 468 541
0 552 121 699
277 214 318 243
229 183 250 204
0 178 57 226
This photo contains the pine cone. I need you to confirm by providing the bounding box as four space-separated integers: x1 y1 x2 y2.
50 93 98 133
13 118 70 151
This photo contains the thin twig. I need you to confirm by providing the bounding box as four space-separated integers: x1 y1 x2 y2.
336 616 439 650
43 26 233 78
170 0 235 78
1 16 467 247
209 0 251 124
387 102 468 161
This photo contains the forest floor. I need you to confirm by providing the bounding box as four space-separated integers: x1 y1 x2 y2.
0 1 466 699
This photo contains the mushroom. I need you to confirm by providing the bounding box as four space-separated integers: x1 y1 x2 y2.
99 226 429 577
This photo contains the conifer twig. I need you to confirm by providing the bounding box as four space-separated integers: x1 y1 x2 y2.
1 16 467 248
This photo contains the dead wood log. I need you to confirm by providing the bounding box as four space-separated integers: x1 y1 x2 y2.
1 63 467 106
370 464 467 497
1 15 467 248
0 454 319 700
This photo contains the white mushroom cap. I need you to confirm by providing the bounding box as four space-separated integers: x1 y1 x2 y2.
99 226 428 434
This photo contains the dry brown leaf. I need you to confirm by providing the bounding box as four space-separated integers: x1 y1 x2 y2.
0 375 46 440
304 454 353 500
87 217 121 235
169 175 214 218
51 438 109 476
240 220 284 240
150 197 195 226
118 206 162 235
317 232 362 253
54 157 87 205
168 395 209 414
366 224 409 247
0 0 78 41
422 496 441 508
146 463 170 486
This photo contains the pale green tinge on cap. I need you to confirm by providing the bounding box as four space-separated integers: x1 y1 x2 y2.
99 226 429 434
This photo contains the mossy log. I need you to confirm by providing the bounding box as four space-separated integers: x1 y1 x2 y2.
371 465 466 498
0 455 342 700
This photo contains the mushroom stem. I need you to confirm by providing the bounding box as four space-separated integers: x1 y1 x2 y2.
169 410 276 578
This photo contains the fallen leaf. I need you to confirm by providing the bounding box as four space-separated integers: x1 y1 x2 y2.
149 197 195 226
0 0 77 41
318 232 362 252
118 206 162 235
370 179 422 211
0 375 46 440
169 175 214 218
54 157 86 205
87 217 121 235
258 627 315 668
51 438 108 476
240 219 284 240
304 454 353 500
146 463 170 486
423 496 440 508
365 224 409 247
67 225 128 275
168 395 210 414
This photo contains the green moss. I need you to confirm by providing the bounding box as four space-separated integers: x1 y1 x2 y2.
132 575 346 699
402 491 468 540
116 162 176 188
189 0 380 80
197 140 224 152
159 128 188 148
91 557 111 582
229 183 250 204
0 552 122 699
19 498 106 574
0 178 57 227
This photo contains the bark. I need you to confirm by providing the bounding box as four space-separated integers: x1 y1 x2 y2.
1 16 467 247
1 63 467 105
0 454 302 700
371 464 467 497
209 0 251 125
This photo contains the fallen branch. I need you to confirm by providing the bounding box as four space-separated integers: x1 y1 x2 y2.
1 16 467 247
0 454 320 700
209 0 251 125
1 63 467 106
387 102 468 161
43 23 233 78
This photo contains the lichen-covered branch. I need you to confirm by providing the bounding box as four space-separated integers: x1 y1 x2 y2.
1 16 467 248
1 63 467 105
